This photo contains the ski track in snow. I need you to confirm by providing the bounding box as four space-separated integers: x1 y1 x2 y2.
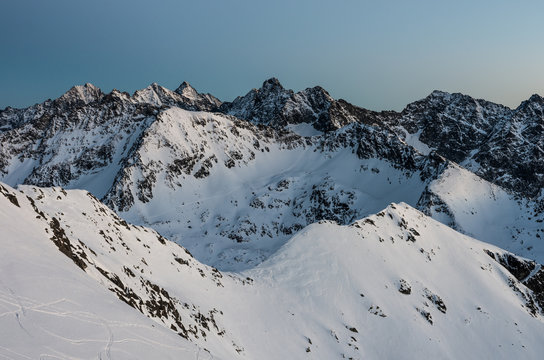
0 285 194 359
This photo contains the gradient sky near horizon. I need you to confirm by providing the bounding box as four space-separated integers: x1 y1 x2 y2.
1 0 543 111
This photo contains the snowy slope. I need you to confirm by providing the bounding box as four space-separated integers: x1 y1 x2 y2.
418 163 544 263
244 205 544 359
2 182 544 359
103 107 436 270
0 184 203 359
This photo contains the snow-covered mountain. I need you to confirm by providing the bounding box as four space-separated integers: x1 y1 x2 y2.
387 91 544 198
0 81 218 196
101 106 448 270
0 81 441 269
3 182 544 359
2 79 544 358
3 79 543 269
220 78 394 134
222 80 544 198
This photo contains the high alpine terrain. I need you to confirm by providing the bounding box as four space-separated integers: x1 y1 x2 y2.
1 79 544 358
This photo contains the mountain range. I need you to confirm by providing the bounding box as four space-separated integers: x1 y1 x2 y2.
1 79 544 359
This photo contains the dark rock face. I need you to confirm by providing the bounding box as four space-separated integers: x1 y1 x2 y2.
174 81 222 111
524 268 544 316
398 279 411 295
385 91 544 198
485 249 544 316
391 91 511 163
219 78 295 126
0 83 105 131
472 95 544 197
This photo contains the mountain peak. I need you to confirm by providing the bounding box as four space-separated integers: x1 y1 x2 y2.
178 81 193 89
140 82 166 95
134 83 167 95
528 93 544 103
261 77 284 91
83 82 99 90
429 90 451 98
304 85 333 99
513 94 544 120
174 81 198 99
58 83 103 105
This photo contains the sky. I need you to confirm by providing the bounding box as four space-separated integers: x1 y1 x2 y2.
1 0 543 111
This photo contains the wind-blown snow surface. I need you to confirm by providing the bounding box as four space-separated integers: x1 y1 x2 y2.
2 182 544 359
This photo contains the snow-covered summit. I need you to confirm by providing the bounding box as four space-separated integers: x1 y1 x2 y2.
175 81 199 99
174 81 222 111
132 82 176 106
132 82 221 111
57 82 104 106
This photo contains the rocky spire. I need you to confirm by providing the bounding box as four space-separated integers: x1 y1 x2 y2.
57 83 104 106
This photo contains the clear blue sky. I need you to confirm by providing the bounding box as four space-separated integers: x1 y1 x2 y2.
1 0 543 111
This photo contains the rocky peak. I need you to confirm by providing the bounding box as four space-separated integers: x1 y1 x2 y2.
392 90 511 162
220 78 293 125
130 82 221 111
108 89 131 101
132 83 177 107
528 93 544 104
299 86 333 103
382 90 544 198
252 77 292 100
261 77 284 92
220 78 391 134
410 90 473 111
515 94 544 121
172 81 222 111
174 81 198 99
135 82 167 96
56 83 104 107
428 90 452 101
280 86 335 131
